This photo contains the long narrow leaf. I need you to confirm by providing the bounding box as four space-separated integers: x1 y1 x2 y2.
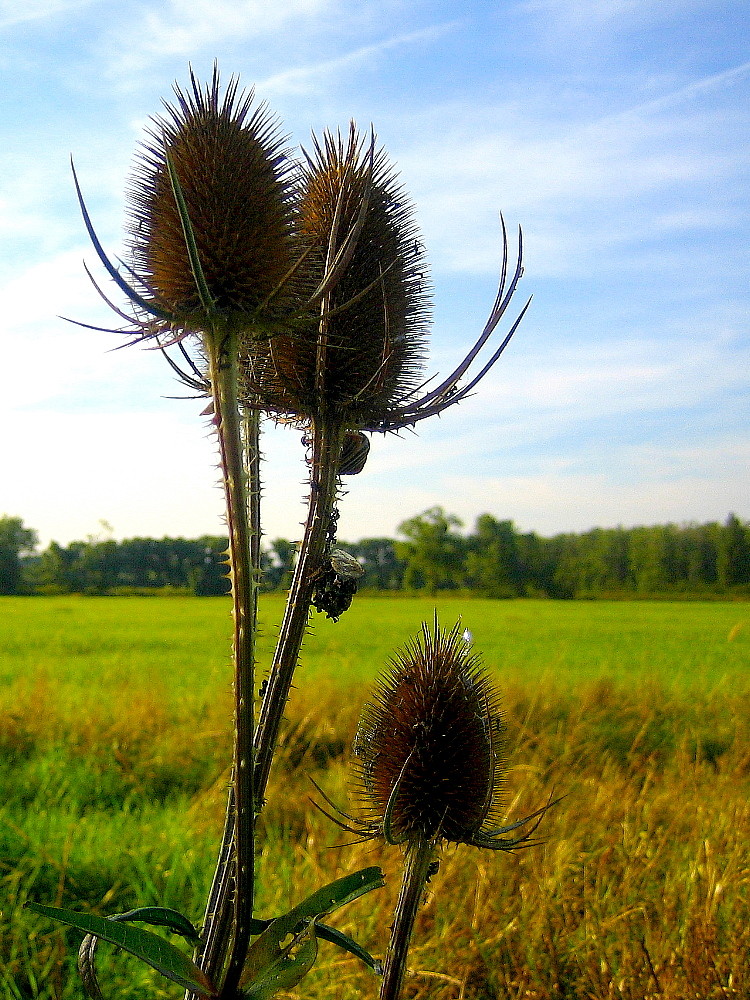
165 152 216 319
240 919 318 1000
108 906 201 942
314 921 382 974
26 903 217 997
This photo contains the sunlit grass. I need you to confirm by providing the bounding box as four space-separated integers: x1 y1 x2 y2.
1 596 749 998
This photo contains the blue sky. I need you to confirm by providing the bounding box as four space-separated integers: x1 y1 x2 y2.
1 0 748 547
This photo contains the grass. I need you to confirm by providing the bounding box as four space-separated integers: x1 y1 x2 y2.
0 595 749 998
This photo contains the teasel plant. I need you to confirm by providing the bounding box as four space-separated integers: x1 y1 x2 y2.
244 124 531 818
67 66 306 997
62 69 397 1000
160 115 531 998
35 64 536 1000
314 617 557 1000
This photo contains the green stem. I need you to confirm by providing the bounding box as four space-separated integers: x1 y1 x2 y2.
192 408 262 998
201 329 257 998
253 413 344 807
191 787 234 995
380 839 436 1000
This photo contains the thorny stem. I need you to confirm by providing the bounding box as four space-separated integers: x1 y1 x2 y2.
380 838 436 1000
380 839 435 1000
253 411 345 807
190 787 234 996
190 409 262 998
193 329 257 998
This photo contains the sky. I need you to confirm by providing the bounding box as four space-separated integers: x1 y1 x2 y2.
1 0 748 549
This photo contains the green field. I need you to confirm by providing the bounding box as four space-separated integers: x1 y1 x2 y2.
1 596 748 998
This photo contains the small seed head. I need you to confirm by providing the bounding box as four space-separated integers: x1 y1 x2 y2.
353 618 507 845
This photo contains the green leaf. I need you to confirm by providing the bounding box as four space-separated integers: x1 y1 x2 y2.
281 866 385 923
240 917 319 1000
25 903 217 997
109 906 201 943
315 921 382 974
240 867 384 998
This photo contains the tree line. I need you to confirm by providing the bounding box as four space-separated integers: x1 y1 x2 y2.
1 509 749 598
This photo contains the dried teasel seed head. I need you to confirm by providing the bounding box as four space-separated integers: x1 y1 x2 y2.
243 123 431 426
353 617 507 845
126 65 297 334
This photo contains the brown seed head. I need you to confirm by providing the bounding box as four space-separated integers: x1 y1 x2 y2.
353 618 507 845
243 123 431 426
126 66 296 332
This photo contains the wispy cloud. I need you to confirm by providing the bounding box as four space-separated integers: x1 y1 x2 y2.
0 0 95 30
599 58 750 124
519 0 729 50
392 59 750 278
105 0 335 79
258 21 462 96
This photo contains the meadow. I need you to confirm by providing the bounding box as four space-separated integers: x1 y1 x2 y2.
0 595 748 999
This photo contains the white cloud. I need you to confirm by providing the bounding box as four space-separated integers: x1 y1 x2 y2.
105 0 335 80
518 0 733 53
258 22 461 97
0 0 95 30
396 101 747 277
2 408 226 546
443 441 750 536
0 249 138 408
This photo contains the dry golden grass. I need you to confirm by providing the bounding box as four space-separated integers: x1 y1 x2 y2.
1 598 749 998
187 678 750 1000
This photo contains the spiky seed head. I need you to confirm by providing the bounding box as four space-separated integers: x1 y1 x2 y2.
243 123 431 426
126 66 296 333
353 618 507 845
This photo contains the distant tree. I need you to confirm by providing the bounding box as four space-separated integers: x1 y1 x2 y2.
465 515 523 597
628 525 674 593
0 516 38 595
261 538 297 591
344 538 405 590
516 530 557 597
717 513 750 588
680 522 720 588
76 539 121 594
29 541 73 593
193 536 231 596
396 507 466 593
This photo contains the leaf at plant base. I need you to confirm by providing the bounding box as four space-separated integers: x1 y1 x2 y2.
25 903 217 997
240 867 384 996
240 917 319 999
314 921 382 974
77 907 203 999
109 906 201 942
